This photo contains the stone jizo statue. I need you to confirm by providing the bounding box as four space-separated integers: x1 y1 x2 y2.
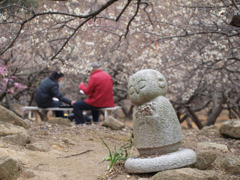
125 69 196 173
128 69 184 155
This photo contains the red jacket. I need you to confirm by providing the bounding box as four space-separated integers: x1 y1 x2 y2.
79 70 115 107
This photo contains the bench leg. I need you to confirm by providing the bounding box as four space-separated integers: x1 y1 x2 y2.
104 110 116 120
104 110 108 119
27 110 37 121
27 110 43 122
112 109 118 118
102 109 119 120
28 111 32 120
30 110 41 122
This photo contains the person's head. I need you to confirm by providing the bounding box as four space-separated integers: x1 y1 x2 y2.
89 62 100 74
49 70 64 82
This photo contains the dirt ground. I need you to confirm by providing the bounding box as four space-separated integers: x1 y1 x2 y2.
6 117 239 180
14 120 133 180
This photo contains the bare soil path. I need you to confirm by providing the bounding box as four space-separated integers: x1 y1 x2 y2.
5 119 238 180
16 121 132 180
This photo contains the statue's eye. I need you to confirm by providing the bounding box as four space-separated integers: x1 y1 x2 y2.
138 81 146 89
129 86 135 95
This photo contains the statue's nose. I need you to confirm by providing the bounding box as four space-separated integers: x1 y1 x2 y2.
135 87 139 94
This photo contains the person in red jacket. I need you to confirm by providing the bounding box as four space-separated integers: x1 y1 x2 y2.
73 62 115 125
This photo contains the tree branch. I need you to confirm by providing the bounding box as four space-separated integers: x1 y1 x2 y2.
231 0 240 10
124 0 140 38
50 17 91 60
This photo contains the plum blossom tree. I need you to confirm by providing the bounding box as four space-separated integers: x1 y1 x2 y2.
0 62 28 110
0 0 239 128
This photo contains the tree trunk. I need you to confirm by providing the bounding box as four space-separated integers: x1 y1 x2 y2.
186 117 193 129
0 92 6 102
120 102 133 119
185 106 203 129
206 105 223 125
179 114 188 123
6 93 14 111
206 94 224 126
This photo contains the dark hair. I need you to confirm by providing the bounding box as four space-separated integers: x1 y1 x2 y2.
49 71 64 81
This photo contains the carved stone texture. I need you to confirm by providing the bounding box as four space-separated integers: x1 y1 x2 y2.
125 149 196 173
128 69 184 155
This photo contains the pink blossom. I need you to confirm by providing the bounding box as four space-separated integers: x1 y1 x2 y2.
7 89 14 94
0 67 6 74
3 78 8 83
14 82 27 89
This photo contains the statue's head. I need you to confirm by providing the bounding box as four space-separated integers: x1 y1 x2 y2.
128 69 168 106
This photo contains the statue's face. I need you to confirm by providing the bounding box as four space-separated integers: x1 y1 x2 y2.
128 69 167 106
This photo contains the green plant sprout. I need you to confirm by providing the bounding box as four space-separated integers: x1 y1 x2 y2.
100 136 132 170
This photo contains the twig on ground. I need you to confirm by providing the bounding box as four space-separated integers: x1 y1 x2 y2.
57 150 93 159
35 163 45 170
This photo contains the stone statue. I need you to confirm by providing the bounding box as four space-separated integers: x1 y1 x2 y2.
125 69 196 173
128 69 184 155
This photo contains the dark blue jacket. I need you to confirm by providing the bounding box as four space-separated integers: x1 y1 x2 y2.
35 77 71 108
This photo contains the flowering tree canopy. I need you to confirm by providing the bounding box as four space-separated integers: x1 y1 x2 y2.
0 0 239 128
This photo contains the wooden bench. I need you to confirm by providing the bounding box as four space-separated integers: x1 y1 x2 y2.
21 106 121 122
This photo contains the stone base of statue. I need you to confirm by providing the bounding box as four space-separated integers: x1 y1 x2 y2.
124 148 196 173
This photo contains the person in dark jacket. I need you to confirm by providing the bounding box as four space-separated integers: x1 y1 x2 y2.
73 62 115 125
35 70 75 117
